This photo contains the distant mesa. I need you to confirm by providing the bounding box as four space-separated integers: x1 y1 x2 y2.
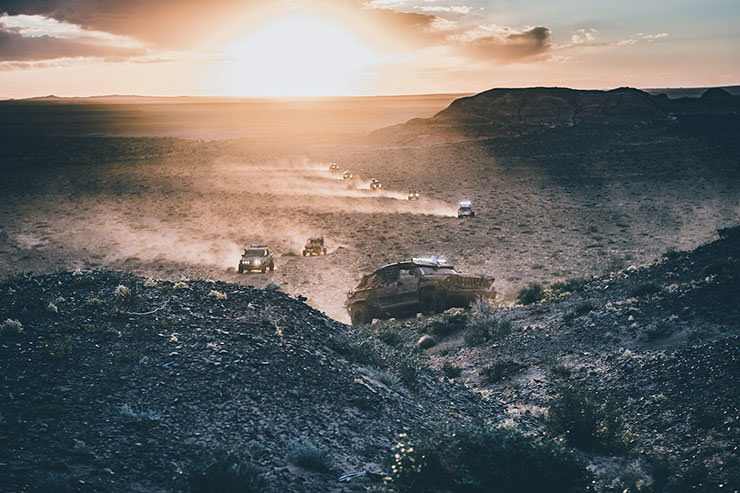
369 86 740 145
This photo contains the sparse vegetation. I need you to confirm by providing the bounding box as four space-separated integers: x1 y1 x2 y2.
518 282 544 305
386 424 590 492
327 329 425 390
113 284 135 307
428 310 467 337
640 321 675 341
464 298 513 346
563 300 595 323
189 450 265 493
207 289 228 300
479 358 528 384
630 282 662 298
287 440 332 472
550 277 587 295
42 336 74 360
1 318 23 336
119 404 161 425
548 382 631 453
441 361 462 378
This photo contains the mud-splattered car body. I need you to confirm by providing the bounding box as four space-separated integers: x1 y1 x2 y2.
342 170 353 180
302 236 327 256
238 247 275 273
369 178 382 191
345 257 495 325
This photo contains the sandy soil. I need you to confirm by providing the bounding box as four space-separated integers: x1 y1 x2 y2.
1 102 739 324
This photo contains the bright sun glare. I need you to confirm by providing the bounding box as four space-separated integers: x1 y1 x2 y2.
216 14 379 97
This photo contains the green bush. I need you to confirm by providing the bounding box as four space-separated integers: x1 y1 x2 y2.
372 323 406 347
518 282 544 305
464 299 513 346
189 450 264 493
441 361 462 378
480 358 528 384
547 382 630 453
428 311 468 337
287 440 332 472
386 424 590 493
327 332 380 366
563 300 595 323
550 278 587 295
630 282 662 298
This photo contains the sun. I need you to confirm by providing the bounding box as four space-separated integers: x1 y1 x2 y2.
214 14 379 97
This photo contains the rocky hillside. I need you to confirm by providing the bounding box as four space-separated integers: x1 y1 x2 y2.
379 225 740 491
0 273 493 492
1 226 738 492
368 87 740 144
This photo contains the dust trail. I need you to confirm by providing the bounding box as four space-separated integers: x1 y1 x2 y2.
215 160 458 216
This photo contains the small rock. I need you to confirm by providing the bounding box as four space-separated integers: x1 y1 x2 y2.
417 334 436 349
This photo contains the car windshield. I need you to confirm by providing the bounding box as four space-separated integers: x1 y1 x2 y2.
418 266 457 275
245 248 267 256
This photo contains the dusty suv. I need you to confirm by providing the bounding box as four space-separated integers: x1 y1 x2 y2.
329 162 340 172
407 190 420 200
345 257 495 325
342 170 353 180
303 236 327 256
458 200 475 218
369 178 382 191
238 246 275 273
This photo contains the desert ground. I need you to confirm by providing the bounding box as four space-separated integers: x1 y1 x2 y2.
1 94 739 323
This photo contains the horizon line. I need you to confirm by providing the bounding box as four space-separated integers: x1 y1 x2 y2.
2 83 739 102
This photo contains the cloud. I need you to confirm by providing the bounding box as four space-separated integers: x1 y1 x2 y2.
0 0 258 48
450 25 552 62
0 22 146 61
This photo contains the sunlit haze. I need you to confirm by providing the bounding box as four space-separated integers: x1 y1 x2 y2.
0 0 738 97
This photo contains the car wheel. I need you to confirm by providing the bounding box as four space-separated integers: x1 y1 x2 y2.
421 289 442 315
350 305 369 326
302 251 306 256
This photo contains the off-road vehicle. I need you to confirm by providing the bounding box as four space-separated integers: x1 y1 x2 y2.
369 178 382 191
408 190 420 200
345 256 495 326
329 162 340 172
302 236 327 256
238 246 275 273
458 200 475 218
342 170 353 180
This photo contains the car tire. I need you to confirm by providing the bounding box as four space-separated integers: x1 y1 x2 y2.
421 289 442 315
350 305 369 326
302 251 306 256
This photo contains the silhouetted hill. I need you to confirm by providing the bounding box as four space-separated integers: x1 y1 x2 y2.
368 86 740 145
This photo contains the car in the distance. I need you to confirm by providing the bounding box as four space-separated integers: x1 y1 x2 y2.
458 200 475 218
369 178 382 191
238 246 275 273
329 162 340 172
342 170 353 180
302 236 327 256
408 190 420 200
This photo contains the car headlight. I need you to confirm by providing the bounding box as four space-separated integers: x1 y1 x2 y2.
254 260 261 265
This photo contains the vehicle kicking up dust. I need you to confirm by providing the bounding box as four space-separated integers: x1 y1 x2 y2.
345 256 495 326
302 236 328 256
238 246 275 273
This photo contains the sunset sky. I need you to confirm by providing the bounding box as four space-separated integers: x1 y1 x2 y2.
0 0 738 98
